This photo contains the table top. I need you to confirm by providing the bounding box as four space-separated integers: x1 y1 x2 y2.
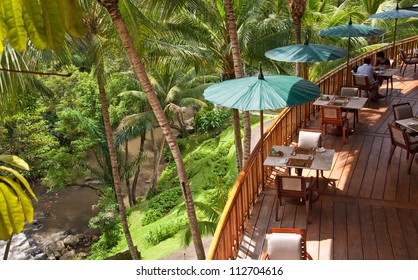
313 95 368 110
395 117 418 133
263 145 335 171
373 68 397 78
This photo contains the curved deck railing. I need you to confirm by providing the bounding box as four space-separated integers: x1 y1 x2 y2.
206 35 418 260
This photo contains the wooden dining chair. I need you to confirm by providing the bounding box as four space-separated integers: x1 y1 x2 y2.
275 175 314 229
387 123 418 174
290 129 323 176
392 102 418 137
320 105 350 144
340 87 359 127
353 74 371 99
399 49 418 76
261 228 312 260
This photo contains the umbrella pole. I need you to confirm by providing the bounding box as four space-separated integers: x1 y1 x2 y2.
260 110 265 190
346 37 351 86
392 18 398 66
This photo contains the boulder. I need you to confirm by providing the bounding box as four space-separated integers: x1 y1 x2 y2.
45 241 65 259
63 235 80 247
60 250 77 260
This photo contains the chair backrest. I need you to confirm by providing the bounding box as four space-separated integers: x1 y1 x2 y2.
275 175 307 202
340 87 359 97
298 129 322 148
393 102 413 121
387 123 409 150
320 106 344 126
264 228 311 260
353 74 370 90
399 49 407 61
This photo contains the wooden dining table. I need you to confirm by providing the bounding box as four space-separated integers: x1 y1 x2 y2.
395 116 418 133
373 68 397 95
264 145 335 200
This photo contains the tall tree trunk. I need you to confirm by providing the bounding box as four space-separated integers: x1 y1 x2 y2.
97 75 139 260
150 128 165 194
124 141 133 207
287 0 307 77
3 234 12 260
223 0 250 167
131 131 146 205
99 0 205 260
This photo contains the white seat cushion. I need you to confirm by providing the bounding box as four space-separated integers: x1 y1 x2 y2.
298 131 321 148
266 233 302 260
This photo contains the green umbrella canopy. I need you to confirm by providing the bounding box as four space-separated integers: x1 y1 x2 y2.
203 73 320 111
318 18 385 84
368 3 418 60
265 39 348 63
318 19 385 38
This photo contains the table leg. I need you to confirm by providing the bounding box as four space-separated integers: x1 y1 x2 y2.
312 170 319 202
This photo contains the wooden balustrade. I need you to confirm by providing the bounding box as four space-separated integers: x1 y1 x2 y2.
206 35 418 260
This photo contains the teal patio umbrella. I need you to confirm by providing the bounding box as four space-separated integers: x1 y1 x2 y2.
368 3 418 63
203 65 320 187
265 39 348 63
318 18 385 83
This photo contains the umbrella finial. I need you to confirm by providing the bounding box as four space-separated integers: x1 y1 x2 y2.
258 62 264 80
349 16 352 25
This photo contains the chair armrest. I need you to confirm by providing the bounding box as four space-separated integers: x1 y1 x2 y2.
261 252 268 260
306 252 313 260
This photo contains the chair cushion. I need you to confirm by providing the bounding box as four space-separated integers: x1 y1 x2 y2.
266 233 302 260
298 130 321 148
340 87 358 97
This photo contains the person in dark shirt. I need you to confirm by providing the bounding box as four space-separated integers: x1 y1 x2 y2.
375 51 391 68
375 51 391 86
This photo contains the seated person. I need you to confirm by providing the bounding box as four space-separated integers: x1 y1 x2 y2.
375 51 391 86
375 51 391 68
357 57 385 100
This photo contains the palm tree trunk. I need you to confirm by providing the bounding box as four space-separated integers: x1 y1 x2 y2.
150 128 165 194
97 75 139 260
287 0 306 77
3 234 12 260
124 141 133 207
223 0 249 167
131 131 146 205
99 0 205 260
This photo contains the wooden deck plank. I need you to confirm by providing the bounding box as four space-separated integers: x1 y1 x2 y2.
372 207 394 260
346 203 363 259
398 209 418 259
385 208 410 259
397 149 411 203
332 201 347 260
384 144 401 201
347 135 374 197
318 200 333 260
371 137 392 200
359 136 382 198
336 135 365 196
359 204 378 259
306 201 321 260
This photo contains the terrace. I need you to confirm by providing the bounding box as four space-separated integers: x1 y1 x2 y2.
207 35 418 260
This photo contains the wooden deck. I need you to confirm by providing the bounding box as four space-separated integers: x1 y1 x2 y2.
237 66 418 260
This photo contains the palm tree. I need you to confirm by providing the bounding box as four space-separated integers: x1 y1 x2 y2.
72 0 140 260
287 0 307 77
97 0 205 260
223 0 251 167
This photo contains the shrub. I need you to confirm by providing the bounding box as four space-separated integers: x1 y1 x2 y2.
144 219 185 245
141 187 182 225
195 108 232 132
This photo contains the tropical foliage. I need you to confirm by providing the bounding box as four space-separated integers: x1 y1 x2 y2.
0 155 36 241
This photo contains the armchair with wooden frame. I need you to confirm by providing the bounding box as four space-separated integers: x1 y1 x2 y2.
353 74 371 99
392 102 418 137
275 175 314 229
262 228 312 260
399 48 418 76
320 105 351 144
387 123 418 174
289 129 323 176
